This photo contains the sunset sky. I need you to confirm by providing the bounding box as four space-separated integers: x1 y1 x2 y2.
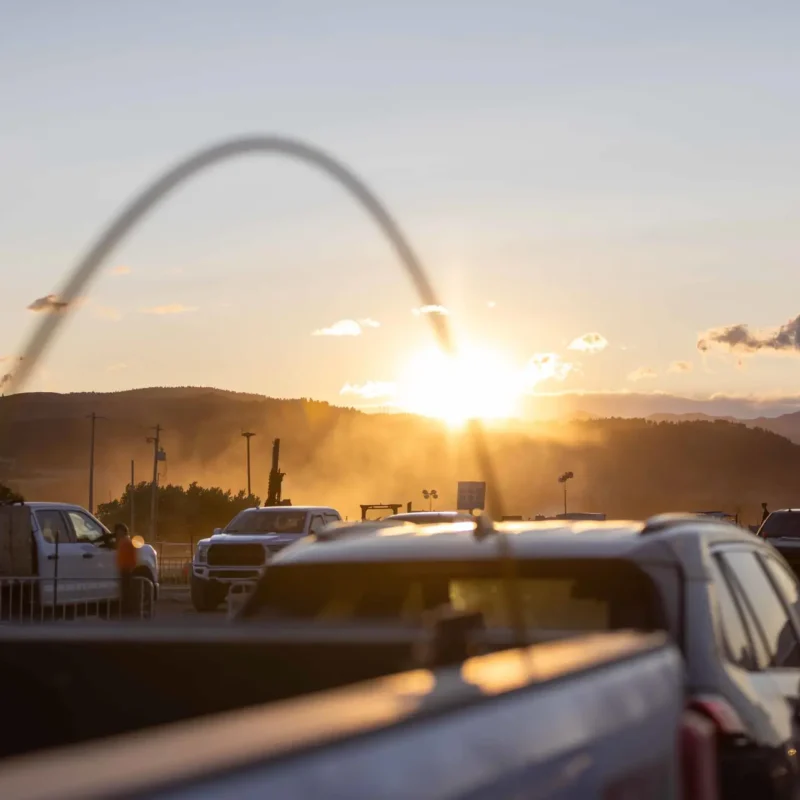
2 2 799 419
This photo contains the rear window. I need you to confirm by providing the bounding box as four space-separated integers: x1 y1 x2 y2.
225 510 307 534
244 559 663 633
386 514 471 524
760 513 800 540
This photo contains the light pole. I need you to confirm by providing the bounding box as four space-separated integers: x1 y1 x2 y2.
558 471 574 515
422 489 438 511
242 431 256 499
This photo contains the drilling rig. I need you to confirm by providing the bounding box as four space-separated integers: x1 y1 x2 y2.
265 438 290 506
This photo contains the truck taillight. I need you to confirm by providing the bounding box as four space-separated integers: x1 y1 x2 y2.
689 694 746 736
681 708 719 800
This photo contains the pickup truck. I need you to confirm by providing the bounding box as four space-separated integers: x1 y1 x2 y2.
191 505 341 611
0 502 159 616
0 626 702 799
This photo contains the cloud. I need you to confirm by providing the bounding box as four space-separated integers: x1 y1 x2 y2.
668 360 694 373
106 362 127 373
628 367 658 382
487 301 497 309
358 318 380 329
340 381 397 399
140 304 197 315
522 353 574 389
27 294 68 313
698 315 800 354
568 332 609 354
110 265 131 276
412 305 449 316
312 319 363 337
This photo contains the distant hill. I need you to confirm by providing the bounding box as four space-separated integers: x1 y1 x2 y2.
647 411 800 445
2 388 800 528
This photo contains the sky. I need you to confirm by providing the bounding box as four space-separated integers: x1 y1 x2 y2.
2 1 800 419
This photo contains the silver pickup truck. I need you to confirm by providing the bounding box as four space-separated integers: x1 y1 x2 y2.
0 628 700 800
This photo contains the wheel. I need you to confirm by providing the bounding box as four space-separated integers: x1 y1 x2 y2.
191 576 225 612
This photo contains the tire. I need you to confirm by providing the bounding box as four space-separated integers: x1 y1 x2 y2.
129 574 156 619
191 576 225 612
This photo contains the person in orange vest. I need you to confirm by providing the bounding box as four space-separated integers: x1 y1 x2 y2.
114 523 137 618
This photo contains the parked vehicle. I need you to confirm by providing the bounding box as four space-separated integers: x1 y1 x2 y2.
757 509 800 575
0 627 696 799
238 513 800 800
382 510 474 525
0 502 158 617
190 505 342 611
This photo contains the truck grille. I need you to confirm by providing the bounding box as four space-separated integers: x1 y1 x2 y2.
207 544 265 567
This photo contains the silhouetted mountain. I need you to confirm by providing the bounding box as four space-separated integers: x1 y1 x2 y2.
2 388 799 528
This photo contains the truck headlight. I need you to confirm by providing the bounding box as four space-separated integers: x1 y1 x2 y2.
195 544 209 564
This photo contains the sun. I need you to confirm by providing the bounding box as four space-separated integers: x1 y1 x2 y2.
394 344 523 427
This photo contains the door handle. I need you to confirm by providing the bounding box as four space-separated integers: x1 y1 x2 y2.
82 553 94 559
47 554 58 561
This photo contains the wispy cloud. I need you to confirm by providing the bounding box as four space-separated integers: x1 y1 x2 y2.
522 353 574 389
340 381 397 399
110 265 131 276
669 360 694 373
27 294 68 313
358 318 380 329
140 304 197 315
628 366 658 382
412 305 449 316
698 314 800 355
106 362 127 373
568 332 609 354
487 301 497 309
313 319 363 337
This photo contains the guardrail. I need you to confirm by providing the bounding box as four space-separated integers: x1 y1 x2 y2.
0 576 155 623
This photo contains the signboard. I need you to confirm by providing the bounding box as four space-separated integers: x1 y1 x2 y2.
457 481 486 511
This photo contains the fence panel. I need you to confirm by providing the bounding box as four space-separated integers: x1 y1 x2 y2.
0 576 155 623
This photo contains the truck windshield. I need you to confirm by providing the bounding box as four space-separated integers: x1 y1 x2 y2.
225 510 307 534
760 513 800 539
244 559 662 632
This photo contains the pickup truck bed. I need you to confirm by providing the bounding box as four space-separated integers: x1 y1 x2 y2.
0 630 684 800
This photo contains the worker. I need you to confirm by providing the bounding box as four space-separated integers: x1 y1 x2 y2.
114 523 137 618
762 502 770 524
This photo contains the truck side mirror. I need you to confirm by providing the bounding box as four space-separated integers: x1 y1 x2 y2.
213 528 222 536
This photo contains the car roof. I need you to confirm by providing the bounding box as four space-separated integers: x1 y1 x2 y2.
274 516 765 577
239 506 339 513
768 509 800 514
24 502 87 511
384 511 472 520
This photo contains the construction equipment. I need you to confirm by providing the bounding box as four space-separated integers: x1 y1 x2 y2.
265 439 288 507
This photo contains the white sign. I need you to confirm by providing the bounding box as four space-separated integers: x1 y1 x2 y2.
457 481 486 511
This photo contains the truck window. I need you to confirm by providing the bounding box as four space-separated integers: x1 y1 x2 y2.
225 510 306 534
244 558 663 633
708 557 757 670
309 515 326 536
35 510 73 544
721 550 800 669
66 511 106 544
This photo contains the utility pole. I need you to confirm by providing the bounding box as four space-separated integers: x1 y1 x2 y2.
87 412 105 514
558 471 574 515
241 431 256 498
146 425 162 541
130 459 135 535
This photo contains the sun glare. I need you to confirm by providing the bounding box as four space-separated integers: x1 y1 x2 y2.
395 344 523 427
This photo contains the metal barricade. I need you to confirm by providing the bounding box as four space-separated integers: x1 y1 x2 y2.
0 576 155 623
226 582 255 619
158 557 192 585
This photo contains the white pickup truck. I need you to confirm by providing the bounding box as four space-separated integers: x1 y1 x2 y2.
191 505 341 611
0 501 159 615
